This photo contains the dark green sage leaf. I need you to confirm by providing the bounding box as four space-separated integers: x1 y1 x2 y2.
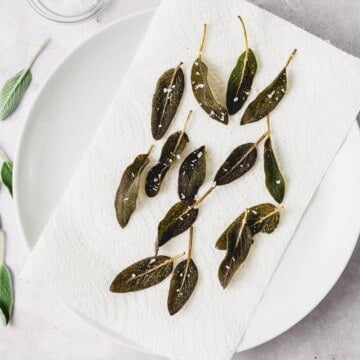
214 143 257 186
218 214 253 288
241 49 297 125
178 146 206 201
145 130 189 197
115 147 152 228
216 203 281 250
0 39 50 120
151 63 185 140
109 255 177 293
0 264 13 325
264 136 285 203
226 16 257 115
191 25 228 125
1 161 13 197
158 200 198 247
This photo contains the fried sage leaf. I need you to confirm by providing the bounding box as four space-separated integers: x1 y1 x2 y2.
178 146 206 200
214 143 257 186
0 39 50 120
115 147 152 228
241 49 297 125
264 136 285 203
158 200 198 247
168 258 198 315
226 16 257 115
168 228 198 315
216 203 281 250
191 25 228 125
218 213 254 289
151 63 185 140
110 255 177 293
0 264 13 325
145 130 189 197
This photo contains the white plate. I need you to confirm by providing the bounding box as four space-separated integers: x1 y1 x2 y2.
14 9 360 354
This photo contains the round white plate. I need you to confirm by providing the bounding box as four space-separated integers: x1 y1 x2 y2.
14 9 360 353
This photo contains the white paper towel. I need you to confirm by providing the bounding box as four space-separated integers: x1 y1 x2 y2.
21 0 360 359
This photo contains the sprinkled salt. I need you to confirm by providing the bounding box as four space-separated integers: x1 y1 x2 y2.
40 0 101 16
195 84 205 90
276 179 281 184
233 97 239 103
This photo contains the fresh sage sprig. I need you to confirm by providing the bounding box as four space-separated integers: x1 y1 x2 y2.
145 111 192 197
0 147 13 197
167 227 198 315
191 24 229 125
226 16 257 115
114 145 154 228
0 230 13 326
264 116 285 203
216 203 283 250
0 38 50 120
152 62 185 140
109 252 184 293
241 49 297 125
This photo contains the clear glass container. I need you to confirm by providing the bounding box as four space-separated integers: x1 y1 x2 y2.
27 0 111 24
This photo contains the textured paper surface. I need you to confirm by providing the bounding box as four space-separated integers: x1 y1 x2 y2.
21 0 360 359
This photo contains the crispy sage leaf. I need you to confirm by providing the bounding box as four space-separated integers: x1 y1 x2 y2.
216 203 281 250
158 200 198 247
145 130 189 197
178 146 206 200
109 255 176 293
1 161 13 197
191 25 228 125
168 258 198 315
226 16 257 115
0 39 50 120
218 213 253 288
214 143 257 186
241 49 297 125
115 148 152 228
264 136 285 203
0 264 13 325
151 63 185 140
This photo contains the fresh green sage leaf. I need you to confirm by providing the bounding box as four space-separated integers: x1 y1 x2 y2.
0 265 13 325
178 146 206 201
1 162 13 197
214 143 257 186
158 200 198 248
0 39 50 120
241 49 297 125
145 129 189 197
151 63 185 140
168 258 198 315
264 136 285 203
218 212 253 289
226 16 257 115
115 146 152 228
191 25 228 125
109 255 180 293
216 203 281 250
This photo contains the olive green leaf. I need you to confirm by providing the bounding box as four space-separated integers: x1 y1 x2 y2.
264 136 285 203
151 62 185 140
157 200 199 248
109 254 184 293
241 49 297 125
145 112 191 197
218 211 254 289
1 161 13 197
0 39 50 120
216 203 282 250
0 265 13 325
226 16 257 115
115 146 153 228
168 227 198 315
191 24 228 125
178 146 206 201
